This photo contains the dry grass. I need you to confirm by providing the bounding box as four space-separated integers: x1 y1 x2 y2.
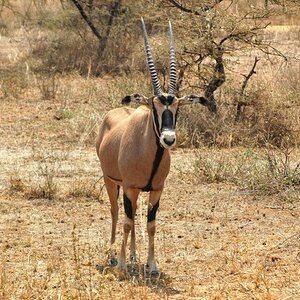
191 147 300 201
67 177 104 200
0 149 299 299
1 79 299 298
0 2 300 299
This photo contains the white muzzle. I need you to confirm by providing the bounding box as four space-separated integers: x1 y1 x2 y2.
160 130 176 148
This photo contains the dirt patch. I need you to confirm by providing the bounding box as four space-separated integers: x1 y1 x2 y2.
0 31 299 299
0 145 299 299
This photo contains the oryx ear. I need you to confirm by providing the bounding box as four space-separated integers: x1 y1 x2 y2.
178 95 208 106
121 94 149 106
178 95 217 112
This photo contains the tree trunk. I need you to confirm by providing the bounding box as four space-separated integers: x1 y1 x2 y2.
204 49 225 112
70 0 102 41
235 57 259 122
96 0 122 60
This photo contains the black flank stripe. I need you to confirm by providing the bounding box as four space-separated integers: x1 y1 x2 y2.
107 175 123 182
142 140 164 192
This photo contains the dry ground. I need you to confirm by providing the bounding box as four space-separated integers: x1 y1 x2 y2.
0 88 300 300
0 23 300 299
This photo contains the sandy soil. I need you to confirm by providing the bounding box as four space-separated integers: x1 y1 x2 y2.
0 140 299 299
0 28 299 299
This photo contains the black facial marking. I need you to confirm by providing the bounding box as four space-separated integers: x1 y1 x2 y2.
158 95 174 105
121 95 131 105
147 200 160 223
152 105 161 135
175 108 179 125
124 193 133 219
166 95 174 105
158 95 166 104
199 96 208 105
161 109 174 131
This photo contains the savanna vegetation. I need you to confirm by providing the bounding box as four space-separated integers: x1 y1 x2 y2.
0 0 299 299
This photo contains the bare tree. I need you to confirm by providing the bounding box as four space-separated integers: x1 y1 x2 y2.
70 0 122 65
159 0 292 111
235 57 260 121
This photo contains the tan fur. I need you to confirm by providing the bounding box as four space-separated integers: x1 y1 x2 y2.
96 97 176 273
95 18 214 273
96 91 211 273
96 105 171 190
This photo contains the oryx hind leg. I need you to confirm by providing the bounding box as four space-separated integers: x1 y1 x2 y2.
130 219 138 263
104 176 120 266
118 187 139 270
147 190 162 275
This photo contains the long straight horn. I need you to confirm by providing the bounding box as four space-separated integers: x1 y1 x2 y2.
141 17 162 96
168 21 177 95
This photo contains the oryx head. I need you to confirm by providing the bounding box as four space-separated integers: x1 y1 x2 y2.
122 17 216 149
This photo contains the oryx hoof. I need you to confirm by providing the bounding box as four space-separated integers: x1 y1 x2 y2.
117 259 126 271
150 270 160 278
129 254 138 264
108 257 118 267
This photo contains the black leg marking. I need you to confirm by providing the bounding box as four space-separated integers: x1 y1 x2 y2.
124 193 133 219
117 185 120 199
147 200 160 223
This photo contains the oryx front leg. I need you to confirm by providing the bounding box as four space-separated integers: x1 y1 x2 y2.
118 188 139 270
104 177 119 266
147 190 162 275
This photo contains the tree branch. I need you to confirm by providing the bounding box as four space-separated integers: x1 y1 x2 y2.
204 48 225 112
165 0 201 15
165 0 224 14
176 63 189 96
241 57 259 94
205 49 225 97
70 0 102 41
97 0 122 59
235 57 260 121
219 21 271 46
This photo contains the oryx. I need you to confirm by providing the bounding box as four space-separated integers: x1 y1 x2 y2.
96 17 216 274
